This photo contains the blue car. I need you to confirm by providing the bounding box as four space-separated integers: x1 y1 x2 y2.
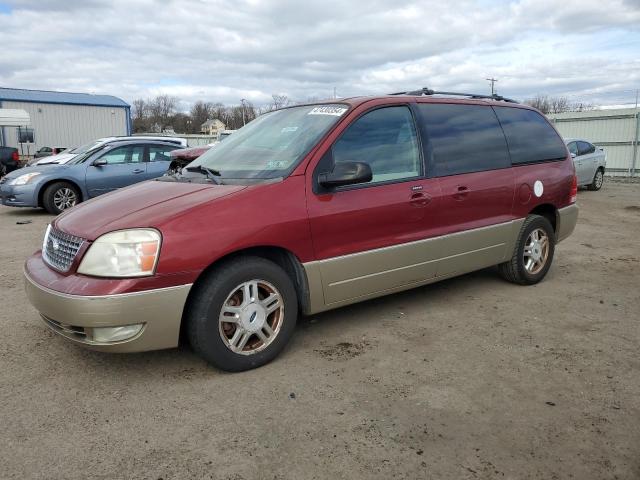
0 139 180 214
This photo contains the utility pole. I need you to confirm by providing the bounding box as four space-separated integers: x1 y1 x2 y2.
240 98 247 126
486 77 498 96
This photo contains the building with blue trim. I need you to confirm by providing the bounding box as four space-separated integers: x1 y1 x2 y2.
0 87 131 155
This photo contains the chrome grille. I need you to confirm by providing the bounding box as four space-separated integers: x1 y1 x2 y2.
42 226 84 272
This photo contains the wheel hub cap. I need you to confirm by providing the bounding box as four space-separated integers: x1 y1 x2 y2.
240 303 267 332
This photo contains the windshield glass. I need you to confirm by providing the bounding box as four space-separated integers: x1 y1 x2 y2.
69 140 105 154
188 104 349 179
67 145 107 165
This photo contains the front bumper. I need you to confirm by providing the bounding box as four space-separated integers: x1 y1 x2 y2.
556 204 579 243
0 182 39 207
24 271 192 352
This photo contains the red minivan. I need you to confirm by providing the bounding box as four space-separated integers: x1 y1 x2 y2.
24 90 579 371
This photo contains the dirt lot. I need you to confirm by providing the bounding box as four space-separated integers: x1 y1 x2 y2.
1 182 639 480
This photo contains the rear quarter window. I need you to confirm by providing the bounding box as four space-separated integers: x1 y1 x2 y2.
418 103 510 176
494 107 567 164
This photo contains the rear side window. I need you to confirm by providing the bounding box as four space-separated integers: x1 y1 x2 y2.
418 103 510 176
149 145 177 162
577 141 595 155
332 106 421 184
494 107 566 164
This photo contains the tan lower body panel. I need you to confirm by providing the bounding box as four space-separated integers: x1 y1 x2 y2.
24 271 192 352
556 204 579 243
304 219 524 315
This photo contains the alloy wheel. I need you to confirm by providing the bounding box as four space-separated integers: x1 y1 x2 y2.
218 280 284 355
53 188 77 211
523 228 549 275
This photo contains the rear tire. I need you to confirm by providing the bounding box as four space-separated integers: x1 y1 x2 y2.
498 215 555 285
42 181 80 215
186 256 298 372
588 168 604 191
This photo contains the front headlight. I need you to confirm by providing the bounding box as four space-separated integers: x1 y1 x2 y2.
77 229 161 277
10 172 41 185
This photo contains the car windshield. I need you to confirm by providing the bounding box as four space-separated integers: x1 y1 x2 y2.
187 104 349 180
67 145 107 164
69 140 104 154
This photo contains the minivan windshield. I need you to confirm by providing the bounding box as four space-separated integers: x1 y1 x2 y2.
187 104 349 180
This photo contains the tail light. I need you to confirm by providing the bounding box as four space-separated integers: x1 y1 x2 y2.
11 151 19 163
569 174 577 204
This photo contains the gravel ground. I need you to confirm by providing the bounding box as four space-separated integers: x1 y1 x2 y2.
1 182 639 480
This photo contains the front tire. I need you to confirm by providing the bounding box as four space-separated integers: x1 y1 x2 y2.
498 215 555 285
186 256 298 372
588 168 604 191
42 181 80 214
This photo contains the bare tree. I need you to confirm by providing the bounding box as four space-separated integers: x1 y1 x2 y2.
525 94 595 114
147 95 178 131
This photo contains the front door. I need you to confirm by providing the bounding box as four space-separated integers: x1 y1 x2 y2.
306 105 442 305
85 144 146 197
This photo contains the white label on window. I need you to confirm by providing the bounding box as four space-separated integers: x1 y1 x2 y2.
308 106 348 116
281 126 298 133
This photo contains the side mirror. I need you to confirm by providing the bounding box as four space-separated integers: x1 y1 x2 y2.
570 152 576 159
93 158 107 167
319 161 372 188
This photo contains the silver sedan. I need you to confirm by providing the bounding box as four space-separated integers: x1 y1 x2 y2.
566 138 606 190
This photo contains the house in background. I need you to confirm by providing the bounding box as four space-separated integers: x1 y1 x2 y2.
0 87 130 156
200 118 225 137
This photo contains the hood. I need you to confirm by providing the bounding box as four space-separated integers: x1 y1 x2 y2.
3 163 66 179
35 152 77 165
54 179 246 240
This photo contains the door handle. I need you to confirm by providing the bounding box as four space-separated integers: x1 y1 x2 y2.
410 191 431 206
132 168 144 174
452 185 470 200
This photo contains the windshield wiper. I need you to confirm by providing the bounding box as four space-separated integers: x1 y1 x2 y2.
185 165 223 185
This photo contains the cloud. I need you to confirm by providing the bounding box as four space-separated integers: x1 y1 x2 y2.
0 0 638 108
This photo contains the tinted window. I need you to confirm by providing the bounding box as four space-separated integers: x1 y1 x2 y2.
332 106 421 184
149 145 177 162
577 141 595 155
567 142 578 156
494 107 566 164
99 145 144 165
419 103 510 176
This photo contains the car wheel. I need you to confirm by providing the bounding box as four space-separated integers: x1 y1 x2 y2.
0 164 6 178
186 256 298 372
498 215 555 285
588 168 604 191
42 182 80 215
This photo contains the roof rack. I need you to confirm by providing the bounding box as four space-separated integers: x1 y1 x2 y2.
389 87 518 103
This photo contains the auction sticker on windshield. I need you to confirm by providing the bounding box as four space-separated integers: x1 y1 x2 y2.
308 106 348 116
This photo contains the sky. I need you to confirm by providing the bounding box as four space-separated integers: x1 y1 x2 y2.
0 0 639 110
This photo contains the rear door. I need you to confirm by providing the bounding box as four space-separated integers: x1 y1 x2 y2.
577 141 596 184
418 102 515 276
306 104 443 305
145 144 179 180
84 144 146 197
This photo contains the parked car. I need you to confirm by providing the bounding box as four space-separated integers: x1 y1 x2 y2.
566 138 606 190
31 136 187 166
1 139 181 214
0 146 20 177
34 146 67 159
23 90 578 372
167 145 212 174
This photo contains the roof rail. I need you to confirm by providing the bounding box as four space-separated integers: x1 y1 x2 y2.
389 87 518 103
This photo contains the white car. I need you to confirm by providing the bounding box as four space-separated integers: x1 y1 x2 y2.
34 136 187 165
566 138 606 191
